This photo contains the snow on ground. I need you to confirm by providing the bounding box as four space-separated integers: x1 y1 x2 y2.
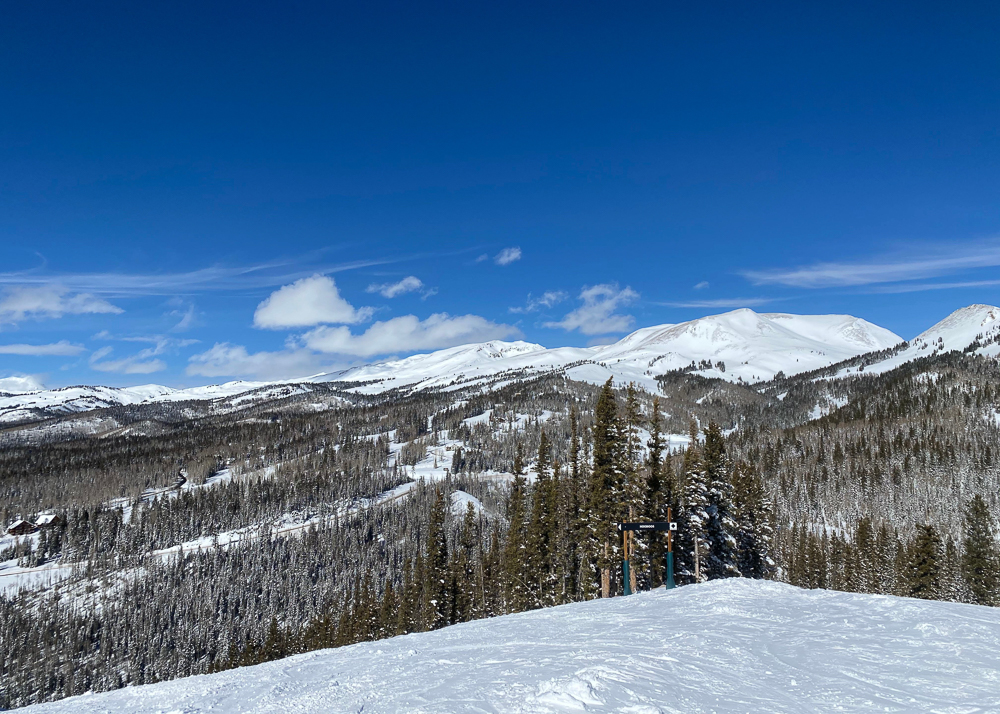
0 558 75 595
450 490 484 516
20 579 1000 713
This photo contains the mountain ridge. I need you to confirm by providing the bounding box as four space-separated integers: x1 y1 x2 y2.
8 305 1000 425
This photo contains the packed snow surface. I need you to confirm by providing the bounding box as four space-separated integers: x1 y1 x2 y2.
20 579 1000 713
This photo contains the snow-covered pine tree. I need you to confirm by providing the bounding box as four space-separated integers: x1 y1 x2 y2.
503 443 529 612
906 524 943 601
732 461 775 579
526 431 555 608
588 379 621 597
644 397 667 588
701 421 740 580
680 421 709 583
961 495 999 605
424 490 450 630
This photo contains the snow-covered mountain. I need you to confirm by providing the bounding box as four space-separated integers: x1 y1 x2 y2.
829 303 1000 378
315 309 902 394
19 579 1000 713
8 306 982 425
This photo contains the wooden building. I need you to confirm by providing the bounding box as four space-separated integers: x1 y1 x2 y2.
6 519 37 536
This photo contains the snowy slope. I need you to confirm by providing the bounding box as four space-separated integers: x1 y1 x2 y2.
830 304 1000 378
19 579 1000 713
0 380 312 424
590 309 902 383
321 309 903 393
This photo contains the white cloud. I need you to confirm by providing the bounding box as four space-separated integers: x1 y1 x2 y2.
366 276 426 298
88 336 196 375
0 374 45 393
544 284 639 335
494 247 522 266
656 297 774 309
0 285 122 323
0 256 405 296
865 279 1000 294
186 344 326 380
170 304 197 332
89 346 166 374
303 313 521 357
743 239 1000 289
253 275 374 329
694 281 710 290
0 341 85 356
475 254 489 263
509 291 569 314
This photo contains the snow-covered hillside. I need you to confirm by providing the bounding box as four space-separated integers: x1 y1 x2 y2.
19 579 1000 713
317 309 902 393
0 308 911 423
830 304 1000 378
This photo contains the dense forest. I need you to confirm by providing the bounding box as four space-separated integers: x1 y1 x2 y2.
2 352 1000 708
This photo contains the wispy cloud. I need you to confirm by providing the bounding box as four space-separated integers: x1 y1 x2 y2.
186 344 329 380
693 281 710 290
0 256 408 297
303 313 521 357
743 239 1000 289
865 279 1000 294
89 336 198 375
509 290 568 314
0 285 121 324
655 297 775 309
0 341 86 356
544 284 638 335
366 276 434 299
494 247 522 266
169 304 197 332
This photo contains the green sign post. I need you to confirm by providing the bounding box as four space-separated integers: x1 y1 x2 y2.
617 513 677 594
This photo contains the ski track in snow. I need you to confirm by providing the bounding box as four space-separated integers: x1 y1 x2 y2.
19 579 1000 713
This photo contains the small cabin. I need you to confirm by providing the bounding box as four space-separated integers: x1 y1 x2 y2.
6 520 37 536
34 513 63 529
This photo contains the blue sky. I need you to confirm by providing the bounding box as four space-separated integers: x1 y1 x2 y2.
2 2 1000 388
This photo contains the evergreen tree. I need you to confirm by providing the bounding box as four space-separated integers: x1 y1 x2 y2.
451 501 479 622
424 490 450 630
701 421 740 580
588 379 621 597
731 461 775 579
503 443 529 612
680 421 709 582
961 495 999 605
906 524 943 600
526 431 554 607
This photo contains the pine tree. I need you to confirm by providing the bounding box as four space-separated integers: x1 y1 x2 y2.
906 524 943 600
503 443 529 612
644 397 667 587
451 501 478 622
525 431 551 607
961 495 999 605
680 421 709 582
701 421 740 580
731 461 775 579
588 379 621 597
424 490 450 630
